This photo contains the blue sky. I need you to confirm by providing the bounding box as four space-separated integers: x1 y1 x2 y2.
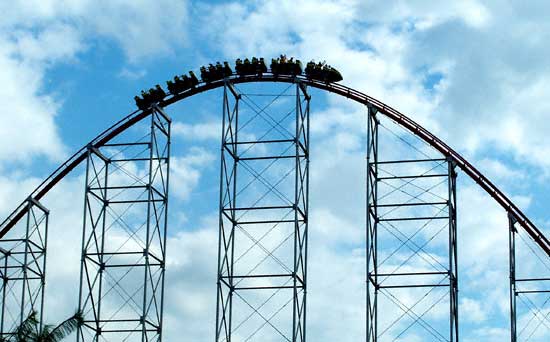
1 1 550 341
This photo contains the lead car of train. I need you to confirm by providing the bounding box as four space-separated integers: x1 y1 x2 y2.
135 56 343 110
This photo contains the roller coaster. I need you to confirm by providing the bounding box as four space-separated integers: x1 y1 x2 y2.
0 56 548 341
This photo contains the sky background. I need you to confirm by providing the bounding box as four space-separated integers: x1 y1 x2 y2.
0 0 550 341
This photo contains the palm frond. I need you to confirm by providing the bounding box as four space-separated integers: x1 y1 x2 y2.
42 311 82 342
15 311 39 342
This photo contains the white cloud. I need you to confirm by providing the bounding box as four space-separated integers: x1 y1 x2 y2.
163 215 218 340
170 147 216 201
11 23 83 63
0 175 44 217
172 120 221 141
0 0 190 62
477 158 526 181
197 0 550 174
0 1 192 166
358 1 491 30
461 297 487 322
118 67 147 80
81 0 189 63
0 27 80 164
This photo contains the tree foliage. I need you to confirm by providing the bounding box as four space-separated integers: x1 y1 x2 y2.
0 310 82 342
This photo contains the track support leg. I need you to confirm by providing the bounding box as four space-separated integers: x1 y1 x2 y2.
366 106 459 342
77 107 171 341
216 81 310 341
0 197 48 338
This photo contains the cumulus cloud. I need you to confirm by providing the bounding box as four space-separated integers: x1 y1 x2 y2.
170 147 216 201
198 0 550 175
0 0 189 62
81 0 189 62
172 120 221 141
0 1 191 166
389 1 550 171
477 158 526 181
0 26 78 164
461 297 488 322
118 67 147 80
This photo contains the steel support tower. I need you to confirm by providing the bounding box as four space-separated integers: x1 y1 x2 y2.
366 106 459 342
216 81 310 341
0 197 48 337
77 107 171 341
508 213 550 342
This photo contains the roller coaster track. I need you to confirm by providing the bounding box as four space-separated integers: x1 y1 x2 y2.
1 73 549 258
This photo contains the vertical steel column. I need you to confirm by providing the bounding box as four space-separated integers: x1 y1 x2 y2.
216 81 310 341
143 107 171 342
0 197 48 337
216 81 240 342
77 107 170 342
0 247 6 335
77 144 108 341
293 81 309 342
448 158 459 342
366 105 379 342
508 213 517 342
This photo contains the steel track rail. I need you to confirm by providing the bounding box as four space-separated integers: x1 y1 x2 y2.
1 73 549 257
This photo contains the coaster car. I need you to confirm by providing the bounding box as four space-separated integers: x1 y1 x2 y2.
270 55 303 76
305 61 343 83
136 56 343 110
134 85 167 110
200 61 232 83
235 57 267 76
166 71 200 94
134 96 147 110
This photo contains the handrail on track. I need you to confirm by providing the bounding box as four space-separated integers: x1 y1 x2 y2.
0 72 548 257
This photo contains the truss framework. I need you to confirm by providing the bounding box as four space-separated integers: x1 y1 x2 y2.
77 107 171 341
509 213 550 342
0 198 48 337
366 106 459 342
216 81 310 341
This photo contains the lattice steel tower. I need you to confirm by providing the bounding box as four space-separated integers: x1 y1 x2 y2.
366 106 459 342
77 107 171 341
0 198 48 338
216 81 310 341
